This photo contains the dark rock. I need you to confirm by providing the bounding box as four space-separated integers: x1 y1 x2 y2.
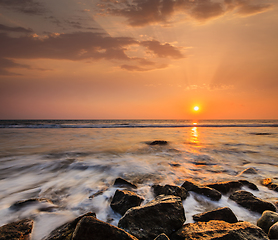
154 233 170 240
89 187 108 198
149 140 168 146
169 162 181 167
0 219 33 240
171 220 269 240
229 190 276 214
152 184 189 200
182 180 221 201
10 198 56 212
113 178 137 189
268 183 278 192
193 207 238 223
111 189 144 216
240 167 258 175
118 195 185 240
257 210 278 234
43 212 96 240
268 222 278 239
239 179 259 190
206 181 242 194
72 216 138 240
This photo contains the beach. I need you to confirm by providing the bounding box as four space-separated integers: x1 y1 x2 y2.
0 119 277 239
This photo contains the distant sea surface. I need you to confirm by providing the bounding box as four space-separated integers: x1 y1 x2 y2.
0 119 278 239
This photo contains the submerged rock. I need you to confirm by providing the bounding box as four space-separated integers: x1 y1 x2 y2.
182 180 221 201
72 216 138 240
113 178 137 189
171 220 269 240
239 179 259 190
111 189 144 216
268 222 278 239
0 219 33 240
229 190 276 214
10 198 56 212
193 207 238 223
149 140 168 146
261 178 278 192
257 211 278 234
43 212 96 240
154 233 170 240
152 184 189 200
118 195 185 240
206 181 242 194
239 167 258 175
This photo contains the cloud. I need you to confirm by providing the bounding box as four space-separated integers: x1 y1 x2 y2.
121 63 168 72
0 0 46 15
97 0 273 26
0 57 30 75
0 30 184 74
0 24 33 33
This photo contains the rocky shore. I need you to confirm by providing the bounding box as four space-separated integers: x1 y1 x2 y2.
1 175 278 240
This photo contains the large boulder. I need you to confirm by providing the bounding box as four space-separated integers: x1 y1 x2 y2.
113 178 137 189
118 195 185 240
171 220 269 240
193 207 238 223
43 212 96 240
111 189 144 216
182 180 221 201
0 219 33 240
268 222 278 239
229 190 276 214
72 216 138 240
257 211 278 234
152 184 189 200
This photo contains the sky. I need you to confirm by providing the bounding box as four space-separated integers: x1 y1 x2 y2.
0 0 278 119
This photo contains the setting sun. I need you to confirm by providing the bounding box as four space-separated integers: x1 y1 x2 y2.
194 106 199 111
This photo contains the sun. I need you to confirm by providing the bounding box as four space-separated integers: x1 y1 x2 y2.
194 106 199 111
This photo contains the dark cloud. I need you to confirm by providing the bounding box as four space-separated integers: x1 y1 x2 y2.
121 63 168 71
0 31 184 74
0 24 33 33
0 57 30 75
140 40 184 59
98 0 273 26
0 0 46 15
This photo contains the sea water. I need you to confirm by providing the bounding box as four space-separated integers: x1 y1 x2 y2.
0 120 277 239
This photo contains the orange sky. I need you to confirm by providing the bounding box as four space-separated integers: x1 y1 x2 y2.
0 0 278 119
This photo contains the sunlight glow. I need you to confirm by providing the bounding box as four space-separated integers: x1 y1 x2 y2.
194 106 199 111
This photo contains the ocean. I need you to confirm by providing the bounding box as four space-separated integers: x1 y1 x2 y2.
0 119 277 239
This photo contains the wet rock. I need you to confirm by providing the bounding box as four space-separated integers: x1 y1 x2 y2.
240 167 258 175
43 212 96 240
239 179 259 190
206 181 242 194
257 211 278 234
182 180 221 201
149 140 168 146
261 178 272 186
268 183 278 192
0 219 33 240
171 220 269 240
113 178 137 189
118 195 185 240
72 216 138 240
89 188 108 199
268 222 278 239
152 184 189 200
229 190 276 214
111 189 144 216
10 198 56 212
154 233 170 240
192 207 238 223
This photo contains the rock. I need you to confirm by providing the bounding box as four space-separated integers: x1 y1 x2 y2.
206 181 242 194
229 190 276 214
182 180 221 201
89 188 108 199
111 189 144 216
268 183 278 192
113 178 137 189
149 140 168 146
239 179 259 190
240 167 258 175
257 211 278 234
152 184 189 200
268 222 278 239
72 216 138 240
261 178 272 186
0 219 33 240
154 233 170 240
171 220 269 240
118 195 185 240
192 207 238 223
43 212 96 240
10 198 56 212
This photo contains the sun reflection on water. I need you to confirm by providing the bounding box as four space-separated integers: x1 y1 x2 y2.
190 123 199 145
